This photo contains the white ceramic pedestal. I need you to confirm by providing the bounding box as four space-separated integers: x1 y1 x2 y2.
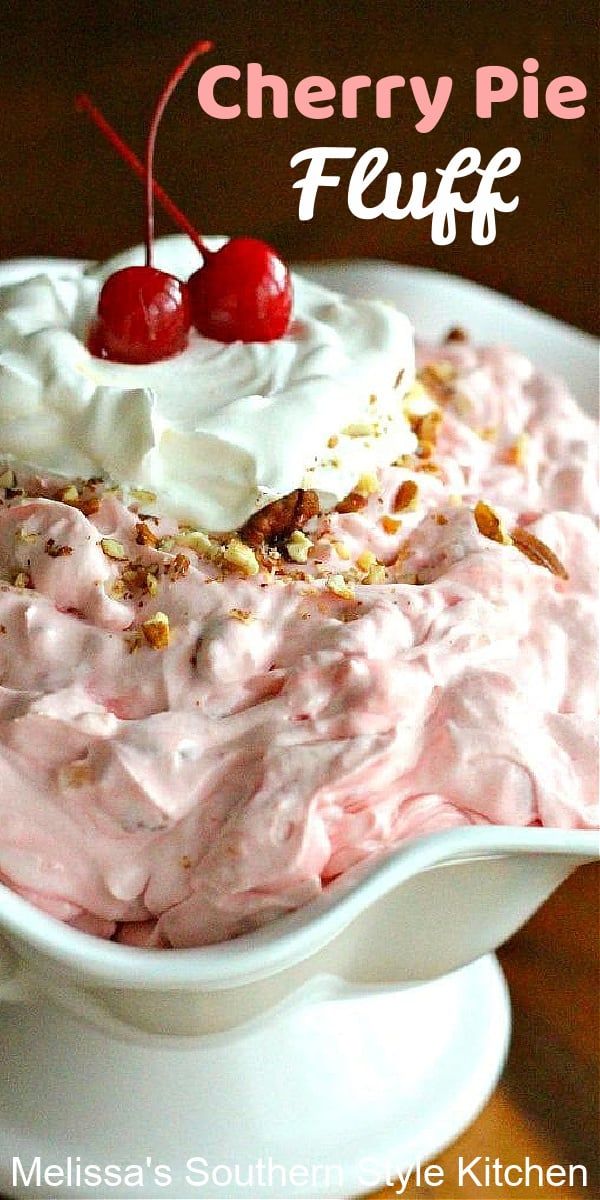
0 954 510 1200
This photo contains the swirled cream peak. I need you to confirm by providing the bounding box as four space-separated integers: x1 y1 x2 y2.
0 236 415 531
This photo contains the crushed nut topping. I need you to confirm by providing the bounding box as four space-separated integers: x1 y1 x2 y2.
146 571 159 597
326 573 355 600
392 480 419 513
107 577 128 601
60 485 79 504
135 521 159 548
229 608 254 623
45 538 74 558
286 529 313 564
412 409 443 449
241 489 320 548
142 611 170 649
511 526 569 579
175 529 218 558
392 453 417 469
355 472 379 497
343 421 380 438
100 537 127 561
364 562 387 585
130 487 157 505
167 553 190 582
474 501 512 546
445 326 469 343
335 491 368 514
223 539 260 576
77 495 102 517
381 515 402 534
504 432 530 468
418 362 455 405
356 550 378 573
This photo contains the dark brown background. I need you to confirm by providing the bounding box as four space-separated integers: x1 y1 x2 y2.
0 4 598 1198
0 0 598 332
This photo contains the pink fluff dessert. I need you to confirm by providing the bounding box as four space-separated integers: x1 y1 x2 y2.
0 239 597 948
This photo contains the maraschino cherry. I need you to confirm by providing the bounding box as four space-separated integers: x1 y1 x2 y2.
78 41 293 360
87 267 190 364
188 237 292 343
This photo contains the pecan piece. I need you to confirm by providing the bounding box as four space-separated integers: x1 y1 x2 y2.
45 538 74 558
76 495 101 517
335 491 368 514
445 326 469 343
392 480 419 513
135 521 159 548
511 526 568 579
418 363 455 405
474 501 511 545
167 552 190 582
241 489 320 548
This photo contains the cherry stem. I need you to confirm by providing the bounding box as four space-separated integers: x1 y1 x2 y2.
76 56 214 260
144 40 213 267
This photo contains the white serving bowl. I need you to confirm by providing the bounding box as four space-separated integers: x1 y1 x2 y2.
0 825 597 1038
0 255 597 1199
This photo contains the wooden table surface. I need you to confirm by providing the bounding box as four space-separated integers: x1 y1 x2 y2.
0 5 598 1198
371 862 600 1200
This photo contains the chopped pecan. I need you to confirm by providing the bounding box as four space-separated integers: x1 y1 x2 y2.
167 553 190 582
45 538 74 558
392 480 419 513
77 495 101 517
335 491 368 514
445 326 469 343
418 363 455 405
474 501 511 546
511 526 568 579
411 410 443 447
380 515 402 534
135 521 159 548
241 489 320 548
141 611 170 649
229 608 253 623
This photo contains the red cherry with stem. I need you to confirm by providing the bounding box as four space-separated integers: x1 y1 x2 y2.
85 41 213 364
189 238 293 343
88 267 190 364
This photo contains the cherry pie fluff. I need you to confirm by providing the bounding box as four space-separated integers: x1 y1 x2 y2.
0 237 596 947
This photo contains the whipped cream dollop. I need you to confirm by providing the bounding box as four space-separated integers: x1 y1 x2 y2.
0 237 416 531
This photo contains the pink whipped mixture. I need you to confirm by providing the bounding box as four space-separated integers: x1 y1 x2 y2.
0 340 597 946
